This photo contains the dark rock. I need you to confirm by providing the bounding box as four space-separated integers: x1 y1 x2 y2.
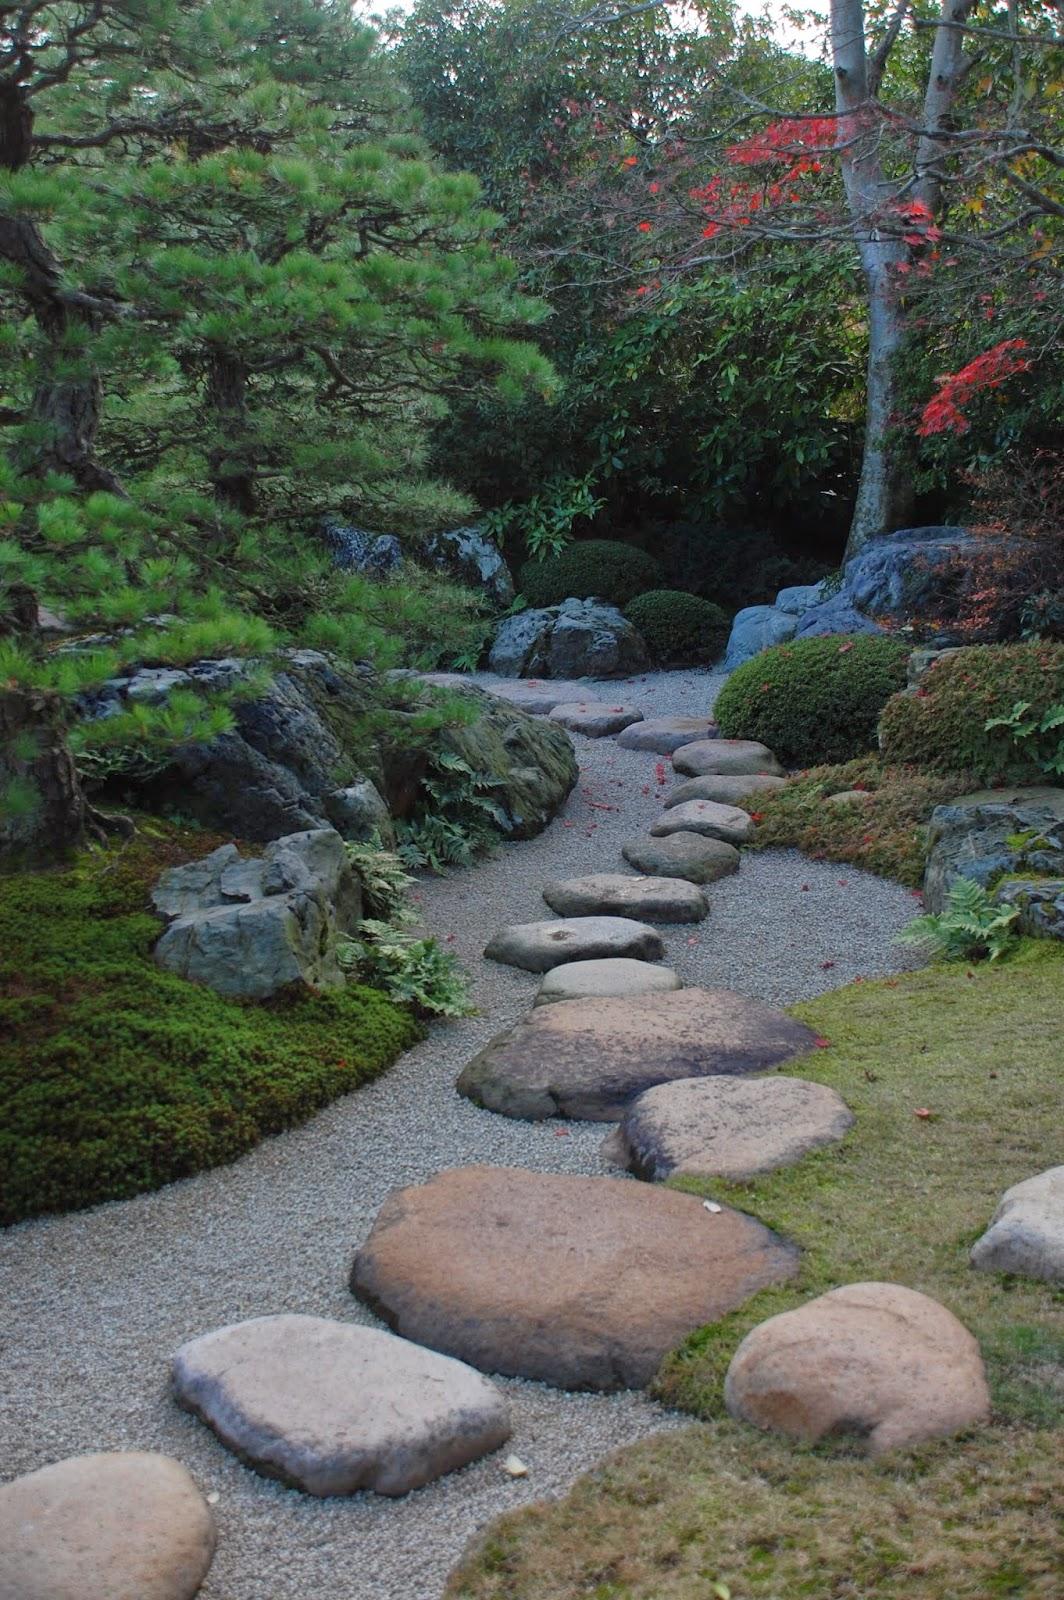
923 788 1064 913
722 605 798 670
842 525 973 625
319 517 403 576
793 593 882 639
488 599 649 679
422 526 515 609
994 877 1064 940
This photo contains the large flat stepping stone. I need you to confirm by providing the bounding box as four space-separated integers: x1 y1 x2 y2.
668 773 787 808
616 716 717 753
172 1314 510 1497
549 701 644 737
673 738 784 778
650 799 754 846
0 1452 216 1600
725 1283 990 1456
622 832 740 884
484 680 600 715
536 957 682 1006
542 872 708 923
603 1075 854 1181
456 988 819 1120
350 1166 799 1390
484 916 664 972
970 1165 1064 1283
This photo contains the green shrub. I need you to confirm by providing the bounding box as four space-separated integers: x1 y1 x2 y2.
518 539 663 609
715 635 910 767
879 643 1064 783
655 522 831 610
624 590 731 665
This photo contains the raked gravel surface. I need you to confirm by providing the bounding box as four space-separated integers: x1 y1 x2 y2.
0 666 926 1600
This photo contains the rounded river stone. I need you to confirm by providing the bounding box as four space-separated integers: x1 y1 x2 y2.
535 957 682 1006
616 717 718 753
649 799 754 846
622 832 740 885
483 916 665 973
542 872 708 923
672 739 784 778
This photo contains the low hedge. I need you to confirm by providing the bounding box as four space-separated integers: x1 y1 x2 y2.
624 590 731 665
519 539 663 609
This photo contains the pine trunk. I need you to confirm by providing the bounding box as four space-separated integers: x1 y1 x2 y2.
0 686 87 863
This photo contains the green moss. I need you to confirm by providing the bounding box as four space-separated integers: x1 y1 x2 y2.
518 540 663 609
624 590 731 665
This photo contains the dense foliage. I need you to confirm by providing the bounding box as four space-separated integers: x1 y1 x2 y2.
518 539 662 609
624 589 730 666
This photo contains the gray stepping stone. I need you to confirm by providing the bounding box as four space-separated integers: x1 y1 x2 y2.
483 680 600 715
549 701 644 737
616 716 718 753
667 773 787 808
603 1075 855 1181
484 916 664 973
673 738 784 778
350 1166 798 1390
650 799 754 846
970 1166 1064 1283
456 988 819 1121
0 1452 216 1600
172 1314 510 1497
622 832 740 884
535 957 682 1006
542 872 708 923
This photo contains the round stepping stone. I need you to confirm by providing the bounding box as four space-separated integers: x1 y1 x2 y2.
485 680 600 715
0 1452 216 1600
623 831 740 884
616 716 718 753
456 988 819 1121
970 1165 1064 1283
542 872 708 923
603 1075 855 1181
549 701 644 737
725 1283 990 1456
172 1314 510 1497
673 738 784 778
350 1166 799 1390
667 773 787 808
483 916 664 973
535 957 682 1006
650 799 754 846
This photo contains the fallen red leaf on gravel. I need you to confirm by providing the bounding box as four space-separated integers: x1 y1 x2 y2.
813 1036 831 1048
914 1107 936 1120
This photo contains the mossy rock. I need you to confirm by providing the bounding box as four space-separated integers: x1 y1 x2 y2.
441 689 579 839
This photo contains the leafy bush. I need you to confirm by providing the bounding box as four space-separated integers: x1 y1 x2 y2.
624 590 730 665
518 539 663 609
338 920 474 1017
396 750 509 871
899 878 1020 962
879 643 1064 783
655 522 831 611
715 635 910 767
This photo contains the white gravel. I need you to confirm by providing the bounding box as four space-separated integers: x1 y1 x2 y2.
0 667 925 1600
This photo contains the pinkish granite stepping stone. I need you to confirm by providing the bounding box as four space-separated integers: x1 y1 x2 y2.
483 916 664 973
673 739 784 778
617 716 718 753
549 701 644 737
650 799 754 846
482 680 601 715
667 773 787 808
542 872 708 923
535 957 682 1006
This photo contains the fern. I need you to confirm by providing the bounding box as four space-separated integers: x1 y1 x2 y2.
899 877 1020 962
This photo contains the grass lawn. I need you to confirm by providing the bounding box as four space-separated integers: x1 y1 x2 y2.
447 943 1064 1600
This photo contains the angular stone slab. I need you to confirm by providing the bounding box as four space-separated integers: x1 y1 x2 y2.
484 680 601 715
549 701 644 737
456 988 820 1121
535 957 682 1006
650 799 754 846
0 1452 216 1600
725 1283 990 1456
616 716 718 753
172 1314 510 1497
622 832 740 885
483 916 664 973
970 1165 1064 1283
542 872 708 923
604 1075 854 1181
667 773 787 808
350 1166 799 1390
673 738 784 778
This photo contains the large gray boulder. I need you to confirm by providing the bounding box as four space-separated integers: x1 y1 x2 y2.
422 525 515 609
970 1166 1064 1283
923 788 1064 913
843 525 973 623
489 599 649 678
722 604 798 670
794 592 882 639
319 516 403 576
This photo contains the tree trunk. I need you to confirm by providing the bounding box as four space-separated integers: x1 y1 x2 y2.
205 349 257 513
0 686 88 863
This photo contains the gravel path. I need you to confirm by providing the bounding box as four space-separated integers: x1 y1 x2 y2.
0 668 925 1600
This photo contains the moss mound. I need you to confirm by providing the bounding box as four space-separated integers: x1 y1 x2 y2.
518 539 663 609
624 590 731 665
715 633 910 767
0 825 422 1225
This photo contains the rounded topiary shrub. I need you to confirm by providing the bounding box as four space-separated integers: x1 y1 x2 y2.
879 642 1064 784
714 634 910 767
519 540 663 609
625 590 731 665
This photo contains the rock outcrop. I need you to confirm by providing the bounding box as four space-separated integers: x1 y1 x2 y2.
489 599 649 678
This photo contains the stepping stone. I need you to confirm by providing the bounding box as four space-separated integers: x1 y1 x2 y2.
542 872 708 923
535 957 682 1006
456 988 819 1121
603 1075 854 1181
650 799 754 846
172 1314 510 1497
549 701 644 737
725 1283 990 1457
823 788 875 807
970 1165 1064 1283
484 680 600 715
667 773 787 808
616 716 718 753
350 1166 799 1390
673 738 784 778
622 832 740 884
0 1452 216 1600
484 916 664 973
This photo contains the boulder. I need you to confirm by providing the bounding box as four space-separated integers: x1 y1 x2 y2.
604 1075 854 1181
722 605 798 671
549 701 644 737
542 872 708 923
350 1166 799 1390
535 957 682 1006
970 1166 1064 1282
488 599 650 679
672 739 784 778
456 988 820 1121
622 832 740 884
323 776 394 845
994 877 1064 941
842 525 974 625
436 687 579 840
319 516 403 576
923 789 1064 914
793 593 882 639
724 1282 990 1456
649 799 754 846
774 582 828 616
483 916 665 973
616 716 718 753
0 1451 216 1600
667 773 787 808
172 1314 511 1497
823 788 875 808
422 525 515 608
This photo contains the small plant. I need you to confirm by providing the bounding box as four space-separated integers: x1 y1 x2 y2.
344 839 415 922
338 920 474 1017
483 472 605 559
396 751 509 871
898 877 1019 962
985 701 1064 780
